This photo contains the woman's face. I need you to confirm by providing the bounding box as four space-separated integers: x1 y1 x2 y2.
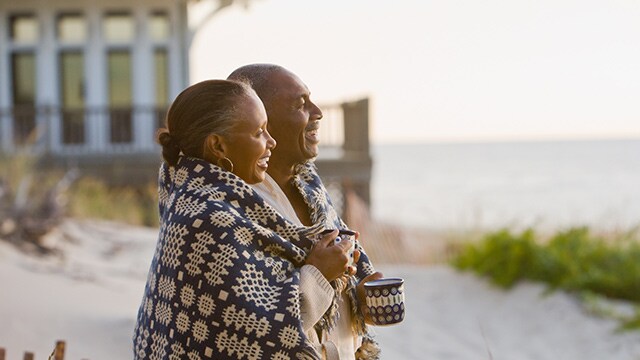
224 91 276 184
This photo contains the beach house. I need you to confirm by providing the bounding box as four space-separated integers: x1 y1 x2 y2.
0 0 372 208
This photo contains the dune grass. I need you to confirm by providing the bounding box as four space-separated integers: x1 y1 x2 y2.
68 177 158 227
451 227 640 330
1 153 159 228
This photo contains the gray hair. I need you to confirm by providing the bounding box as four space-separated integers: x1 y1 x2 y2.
227 64 285 105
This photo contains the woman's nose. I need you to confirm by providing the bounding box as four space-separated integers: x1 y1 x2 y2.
266 130 277 149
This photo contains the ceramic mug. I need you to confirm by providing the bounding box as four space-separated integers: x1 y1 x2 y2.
364 277 405 326
321 229 357 267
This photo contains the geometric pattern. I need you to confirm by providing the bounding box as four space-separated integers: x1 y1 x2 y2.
278 325 301 349
154 301 173 326
159 223 188 269
254 250 291 282
204 243 239 286
215 330 263 360
157 275 176 300
184 231 215 276
133 156 379 359
232 263 281 311
197 293 216 317
150 332 169 360
210 210 236 228
222 304 271 338
233 226 254 246
180 284 196 308
270 351 292 360
175 194 207 218
285 284 301 318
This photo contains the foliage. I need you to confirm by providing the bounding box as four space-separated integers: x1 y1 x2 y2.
0 153 77 252
451 227 640 329
68 177 158 227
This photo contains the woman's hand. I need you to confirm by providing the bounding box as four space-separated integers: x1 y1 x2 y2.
356 271 385 324
305 230 353 282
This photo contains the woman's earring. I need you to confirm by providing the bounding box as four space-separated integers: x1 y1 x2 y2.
217 157 234 172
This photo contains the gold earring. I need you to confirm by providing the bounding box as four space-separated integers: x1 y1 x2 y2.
217 157 234 172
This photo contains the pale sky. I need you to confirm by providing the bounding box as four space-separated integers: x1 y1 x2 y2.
190 0 640 144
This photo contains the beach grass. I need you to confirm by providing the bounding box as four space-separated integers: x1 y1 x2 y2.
0 153 158 228
68 177 158 227
450 226 640 330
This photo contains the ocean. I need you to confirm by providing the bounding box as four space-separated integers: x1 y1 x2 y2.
371 139 640 231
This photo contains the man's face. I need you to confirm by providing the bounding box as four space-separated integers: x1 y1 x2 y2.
264 70 323 166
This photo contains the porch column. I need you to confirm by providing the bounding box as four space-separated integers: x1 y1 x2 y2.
132 6 155 151
85 8 108 153
38 7 60 155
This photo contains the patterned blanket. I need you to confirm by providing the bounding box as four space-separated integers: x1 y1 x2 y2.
133 156 376 359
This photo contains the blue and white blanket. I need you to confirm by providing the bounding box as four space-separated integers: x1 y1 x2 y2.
133 156 377 359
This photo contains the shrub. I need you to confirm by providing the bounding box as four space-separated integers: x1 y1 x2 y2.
451 227 640 329
68 177 158 227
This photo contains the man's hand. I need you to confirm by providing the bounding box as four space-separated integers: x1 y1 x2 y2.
305 230 353 282
356 271 385 324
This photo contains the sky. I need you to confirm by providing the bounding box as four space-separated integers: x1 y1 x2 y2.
190 0 640 144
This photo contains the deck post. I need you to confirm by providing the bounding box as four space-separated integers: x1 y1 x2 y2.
341 98 371 207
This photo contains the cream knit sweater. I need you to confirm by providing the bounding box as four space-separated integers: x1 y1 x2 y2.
253 175 360 360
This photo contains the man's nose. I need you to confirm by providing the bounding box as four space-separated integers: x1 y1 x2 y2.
310 102 323 120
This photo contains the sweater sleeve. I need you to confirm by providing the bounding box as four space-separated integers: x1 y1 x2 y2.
299 264 334 332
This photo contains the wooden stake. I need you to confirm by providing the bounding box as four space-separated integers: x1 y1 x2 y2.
0 347 5 360
23 352 34 360
53 341 66 360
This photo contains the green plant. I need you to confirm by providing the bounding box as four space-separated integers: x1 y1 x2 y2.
452 228 538 288
451 227 640 330
0 153 77 252
68 177 158 227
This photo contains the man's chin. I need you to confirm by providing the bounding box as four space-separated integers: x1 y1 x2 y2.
304 145 319 160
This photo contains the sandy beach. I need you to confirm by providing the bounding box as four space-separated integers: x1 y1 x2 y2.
1 219 639 360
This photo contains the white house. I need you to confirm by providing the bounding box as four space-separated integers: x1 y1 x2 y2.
0 0 241 157
0 0 372 206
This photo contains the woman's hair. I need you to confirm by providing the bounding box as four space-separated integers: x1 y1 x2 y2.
157 79 252 166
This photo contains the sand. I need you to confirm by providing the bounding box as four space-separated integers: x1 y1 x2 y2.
1 219 639 360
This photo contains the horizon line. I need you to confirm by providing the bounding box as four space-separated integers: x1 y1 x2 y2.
372 135 640 146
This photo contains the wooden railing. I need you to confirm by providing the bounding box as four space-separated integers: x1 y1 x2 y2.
0 106 167 155
0 101 361 156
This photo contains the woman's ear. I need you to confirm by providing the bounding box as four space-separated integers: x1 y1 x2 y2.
204 133 227 161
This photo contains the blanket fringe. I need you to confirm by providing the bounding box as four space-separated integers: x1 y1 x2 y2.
355 336 381 360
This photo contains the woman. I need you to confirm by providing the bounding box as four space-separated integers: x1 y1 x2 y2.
133 80 353 359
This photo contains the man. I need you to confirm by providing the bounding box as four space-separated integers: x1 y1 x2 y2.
228 64 383 360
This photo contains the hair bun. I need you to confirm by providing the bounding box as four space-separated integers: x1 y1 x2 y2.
157 129 181 166
157 129 176 148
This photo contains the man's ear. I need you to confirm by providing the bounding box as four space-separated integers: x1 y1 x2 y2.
204 133 227 160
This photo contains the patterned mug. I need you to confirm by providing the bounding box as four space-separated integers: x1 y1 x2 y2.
364 278 405 326
320 229 357 267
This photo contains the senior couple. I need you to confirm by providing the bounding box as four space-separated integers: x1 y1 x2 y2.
133 64 383 360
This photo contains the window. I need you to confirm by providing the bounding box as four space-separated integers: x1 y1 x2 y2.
57 13 87 43
149 12 169 42
108 51 132 143
104 13 134 43
60 52 85 144
10 14 38 44
11 53 36 144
